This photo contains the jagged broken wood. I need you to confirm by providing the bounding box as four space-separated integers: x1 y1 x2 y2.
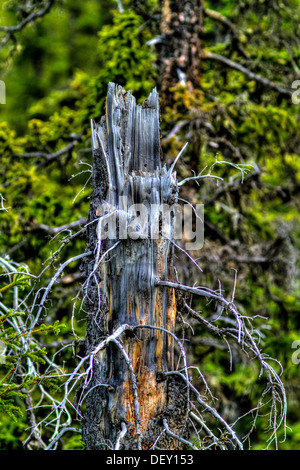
81 83 188 450
79 83 287 451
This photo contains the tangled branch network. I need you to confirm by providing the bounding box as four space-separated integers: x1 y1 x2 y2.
0 177 287 449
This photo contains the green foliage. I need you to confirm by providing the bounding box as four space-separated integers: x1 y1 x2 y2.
97 10 156 95
80 9 157 122
0 0 299 450
0 264 68 447
0 0 113 132
61 433 84 450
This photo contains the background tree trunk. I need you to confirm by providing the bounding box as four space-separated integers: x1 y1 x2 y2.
158 0 203 107
81 83 189 450
158 0 204 170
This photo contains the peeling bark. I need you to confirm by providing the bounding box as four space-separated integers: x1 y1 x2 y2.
81 83 189 450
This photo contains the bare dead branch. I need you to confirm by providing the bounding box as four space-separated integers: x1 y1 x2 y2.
204 8 237 33
27 251 92 334
165 371 244 450
45 427 81 451
156 279 244 342
162 120 190 144
32 218 87 236
0 1 55 34
163 418 198 450
202 51 293 97
114 422 127 450
13 133 83 167
22 389 46 450
203 8 249 59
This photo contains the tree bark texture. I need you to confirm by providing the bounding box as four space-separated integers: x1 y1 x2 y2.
157 0 204 170
158 0 203 108
81 83 189 450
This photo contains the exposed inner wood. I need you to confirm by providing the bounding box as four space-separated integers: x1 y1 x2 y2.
82 83 188 450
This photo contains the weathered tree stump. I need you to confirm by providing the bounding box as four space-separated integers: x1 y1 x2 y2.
81 83 189 450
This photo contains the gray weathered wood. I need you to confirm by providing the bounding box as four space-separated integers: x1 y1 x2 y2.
81 83 188 450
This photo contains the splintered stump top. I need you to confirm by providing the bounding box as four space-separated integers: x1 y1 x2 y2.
83 84 186 450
